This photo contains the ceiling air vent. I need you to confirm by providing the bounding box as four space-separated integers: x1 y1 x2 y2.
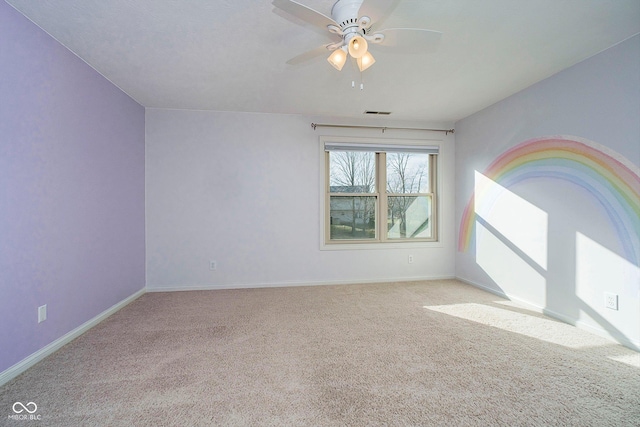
364 111 391 115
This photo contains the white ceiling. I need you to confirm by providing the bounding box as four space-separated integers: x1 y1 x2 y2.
6 0 640 122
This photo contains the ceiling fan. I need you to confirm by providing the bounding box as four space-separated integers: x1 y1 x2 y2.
272 0 442 72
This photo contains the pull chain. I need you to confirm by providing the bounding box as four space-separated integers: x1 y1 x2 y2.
349 58 365 90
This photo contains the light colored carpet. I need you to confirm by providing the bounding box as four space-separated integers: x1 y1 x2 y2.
1 280 639 426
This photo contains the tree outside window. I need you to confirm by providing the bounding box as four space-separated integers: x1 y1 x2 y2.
326 144 437 244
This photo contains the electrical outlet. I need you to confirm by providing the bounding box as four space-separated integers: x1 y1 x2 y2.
408 255 414 264
38 305 47 323
604 292 618 310
209 260 217 271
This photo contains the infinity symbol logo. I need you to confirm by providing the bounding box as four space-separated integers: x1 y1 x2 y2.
12 402 37 414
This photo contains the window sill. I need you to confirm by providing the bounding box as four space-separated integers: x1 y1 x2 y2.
320 240 443 251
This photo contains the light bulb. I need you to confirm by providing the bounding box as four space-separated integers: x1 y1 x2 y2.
327 47 348 71
357 52 376 72
348 35 368 59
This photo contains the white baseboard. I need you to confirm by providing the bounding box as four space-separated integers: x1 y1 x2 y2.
456 276 640 352
0 288 146 387
146 275 457 292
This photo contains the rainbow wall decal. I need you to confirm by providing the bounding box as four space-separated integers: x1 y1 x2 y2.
458 136 640 262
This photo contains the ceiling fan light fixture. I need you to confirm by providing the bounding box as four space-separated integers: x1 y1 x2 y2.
327 46 348 71
348 35 368 58
357 51 375 72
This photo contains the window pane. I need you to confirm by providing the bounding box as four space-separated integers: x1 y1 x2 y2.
330 196 376 240
386 152 429 193
387 196 432 239
329 151 376 193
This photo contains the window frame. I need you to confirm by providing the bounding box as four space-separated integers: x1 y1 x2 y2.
320 136 442 250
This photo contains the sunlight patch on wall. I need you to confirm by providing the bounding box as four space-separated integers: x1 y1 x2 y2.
576 232 640 340
474 171 548 269
476 222 546 304
459 136 640 263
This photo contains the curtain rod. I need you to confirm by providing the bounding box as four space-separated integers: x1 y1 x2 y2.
311 123 455 135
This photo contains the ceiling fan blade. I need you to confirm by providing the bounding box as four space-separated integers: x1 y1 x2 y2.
358 0 401 26
272 0 338 29
374 28 442 53
286 45 332 65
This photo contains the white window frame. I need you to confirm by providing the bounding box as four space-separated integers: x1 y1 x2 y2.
319 136 443 250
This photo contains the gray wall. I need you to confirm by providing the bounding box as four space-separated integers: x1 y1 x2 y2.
145 109 456 290
455 35 640 349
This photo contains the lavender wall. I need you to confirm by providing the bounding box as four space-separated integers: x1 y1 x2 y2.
455 35 640 349
0 2 145 372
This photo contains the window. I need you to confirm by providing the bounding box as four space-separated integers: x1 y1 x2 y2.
324 140 439 245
